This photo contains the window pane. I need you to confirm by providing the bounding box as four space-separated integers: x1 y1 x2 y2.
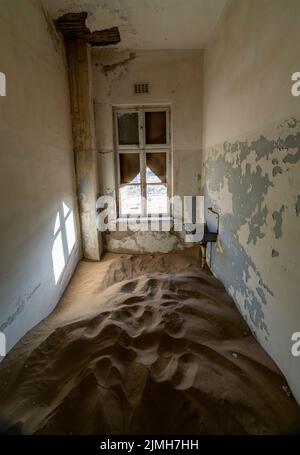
145 111 167 144
120 185 142 215
117 112 139 145
146 152 166 183
119 153 141 184
147 184 168 214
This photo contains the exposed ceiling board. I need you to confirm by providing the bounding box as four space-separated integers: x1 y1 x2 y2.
42 0 228 49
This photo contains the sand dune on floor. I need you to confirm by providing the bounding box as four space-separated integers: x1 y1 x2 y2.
0 249 299 435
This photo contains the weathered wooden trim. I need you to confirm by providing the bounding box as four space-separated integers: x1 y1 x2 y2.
64 38 102 260
55 13 121 260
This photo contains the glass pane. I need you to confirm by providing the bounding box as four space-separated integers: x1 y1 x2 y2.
147 184 168 214
120 185 142 215
145 111 167 144
117 112 139 145
146 152 166 183
119 153 141 184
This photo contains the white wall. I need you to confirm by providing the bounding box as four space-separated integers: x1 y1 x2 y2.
202 0 300 403
0 0 81 354
92 49 203 252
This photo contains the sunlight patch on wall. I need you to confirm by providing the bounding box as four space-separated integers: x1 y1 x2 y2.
52 231 65 284
52 202 76 284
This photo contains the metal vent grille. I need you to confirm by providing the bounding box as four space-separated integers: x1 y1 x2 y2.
134 83 149 94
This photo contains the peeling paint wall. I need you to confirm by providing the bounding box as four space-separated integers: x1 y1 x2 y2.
202 0 300 403
0 0 81 355
92 49 203 252
104 228 186 254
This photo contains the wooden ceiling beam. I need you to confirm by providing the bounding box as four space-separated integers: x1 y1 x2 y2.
55 12 121 46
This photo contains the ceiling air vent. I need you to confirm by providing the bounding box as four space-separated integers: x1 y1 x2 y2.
134 83 149 94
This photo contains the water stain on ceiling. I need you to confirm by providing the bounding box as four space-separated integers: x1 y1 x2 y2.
42 0 228 49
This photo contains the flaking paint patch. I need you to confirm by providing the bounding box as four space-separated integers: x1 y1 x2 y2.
272 206 285 239
94 50 137 96
98 52 136 77
256 287 267 305
203 116 300 335
296 196 300 217
282 134 300 164
248 205 268 245
272 166 282 177
106 230 183 253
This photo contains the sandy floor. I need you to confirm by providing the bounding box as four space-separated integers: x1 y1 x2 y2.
0 247 299 435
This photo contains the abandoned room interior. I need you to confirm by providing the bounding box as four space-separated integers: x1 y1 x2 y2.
0 0 300 437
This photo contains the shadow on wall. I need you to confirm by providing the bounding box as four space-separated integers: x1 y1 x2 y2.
52 202 76 285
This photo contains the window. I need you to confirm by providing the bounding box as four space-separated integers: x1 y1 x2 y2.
115 107 171 217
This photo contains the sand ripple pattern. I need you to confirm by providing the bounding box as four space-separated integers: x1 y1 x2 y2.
0 254 299 434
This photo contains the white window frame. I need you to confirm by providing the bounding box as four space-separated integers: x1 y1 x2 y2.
114 106 172 218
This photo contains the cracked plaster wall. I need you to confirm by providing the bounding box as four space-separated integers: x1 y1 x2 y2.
202 0 300 403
